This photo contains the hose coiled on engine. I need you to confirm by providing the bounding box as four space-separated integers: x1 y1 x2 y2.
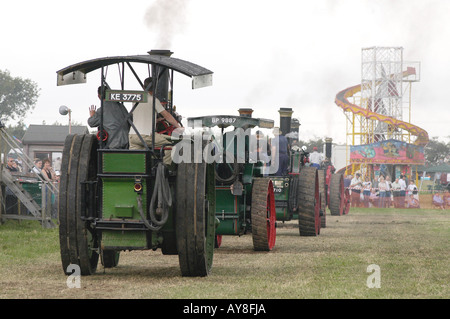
137 162 172 231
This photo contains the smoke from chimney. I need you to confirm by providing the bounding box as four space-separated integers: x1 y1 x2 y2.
144 0 191 48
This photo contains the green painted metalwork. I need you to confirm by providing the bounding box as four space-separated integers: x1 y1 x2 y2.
102 178 146 220
272 176 291 221
290 152 301 174
215 187 243 235
103 152 146 173
101 230 147 249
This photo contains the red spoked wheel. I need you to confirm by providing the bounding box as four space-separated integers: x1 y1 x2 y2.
251 178 276 251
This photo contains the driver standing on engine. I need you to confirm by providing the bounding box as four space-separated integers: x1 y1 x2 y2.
129 77 183 165
88 86 131 149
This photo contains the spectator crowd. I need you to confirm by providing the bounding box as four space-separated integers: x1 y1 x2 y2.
344 173 450 209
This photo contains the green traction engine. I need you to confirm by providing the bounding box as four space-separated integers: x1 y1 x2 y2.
187 111 276 251
56 51 216 277
270 108 350 237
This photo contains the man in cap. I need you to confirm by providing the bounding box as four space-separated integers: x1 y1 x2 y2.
309 146 323 168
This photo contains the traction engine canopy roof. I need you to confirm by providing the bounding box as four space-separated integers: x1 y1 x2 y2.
56 53 213 89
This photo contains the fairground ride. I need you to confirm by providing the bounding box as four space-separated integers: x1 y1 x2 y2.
335 47 428 181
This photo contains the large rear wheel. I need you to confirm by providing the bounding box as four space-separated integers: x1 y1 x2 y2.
176 160 216 276
318 170 327 228
297 166 321 236
329 173 345 216
59 134 99 276
251 178 276 251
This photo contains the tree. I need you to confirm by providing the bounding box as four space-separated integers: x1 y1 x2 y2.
424 137 450 165
0 69 40 124
5 121 27 142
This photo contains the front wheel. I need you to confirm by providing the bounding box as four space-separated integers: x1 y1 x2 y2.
59 134 99 276
251 178 276 251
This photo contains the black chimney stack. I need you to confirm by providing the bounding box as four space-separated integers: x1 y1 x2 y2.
148 50 173 106
278 108 293 136
325 137 333 159
291 118 300 134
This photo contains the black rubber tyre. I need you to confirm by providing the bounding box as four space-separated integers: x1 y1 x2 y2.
297 166 321 236
318 170 327 228
176 160 216 277
329 173 345 216
59 134 99 276
251 178 276 251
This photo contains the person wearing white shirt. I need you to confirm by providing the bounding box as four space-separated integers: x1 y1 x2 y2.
385 175 392 207
406 181 419 208
362 177 372 208
309 147 323 168
391 178 401 208
378 176 388 208
398 175 407 208
350 173 362 207
129 77 182 164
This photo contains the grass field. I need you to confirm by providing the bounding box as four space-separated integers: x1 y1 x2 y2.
0 208 448 300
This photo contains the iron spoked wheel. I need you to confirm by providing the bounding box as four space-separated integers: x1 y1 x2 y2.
329 173 345 216
297 166 321 236
59 134 99 276
251 178 276 251
176 160 216 277
318 170 327 229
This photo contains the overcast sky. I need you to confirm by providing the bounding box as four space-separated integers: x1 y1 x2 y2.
1 0 449 144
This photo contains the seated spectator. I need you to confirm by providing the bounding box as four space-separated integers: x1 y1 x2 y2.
407 194 420 208
432 193 445 210
444 191 450 209
369 189 378 208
